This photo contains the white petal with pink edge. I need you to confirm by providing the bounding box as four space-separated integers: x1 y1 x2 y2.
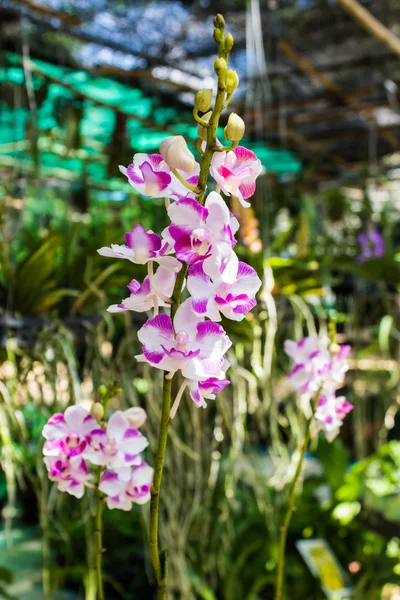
137 314 175 350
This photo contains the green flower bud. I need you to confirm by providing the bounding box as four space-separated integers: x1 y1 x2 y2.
91 402 104 422
195 89 212 112
213 14 225 29
226 70 239 94
214 57 227 78
98 384 107 398
213 28 223 43
198 111 212 141
225 33 234 52
224 113 245 142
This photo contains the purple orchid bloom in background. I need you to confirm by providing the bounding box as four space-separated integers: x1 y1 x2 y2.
357 228 384 263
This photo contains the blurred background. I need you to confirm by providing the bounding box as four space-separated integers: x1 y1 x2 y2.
1 0 400 598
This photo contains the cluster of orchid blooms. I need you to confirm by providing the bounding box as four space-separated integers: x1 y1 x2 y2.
284 336 353 441
41 130 263 508
42 405 153 510
100 134 263 411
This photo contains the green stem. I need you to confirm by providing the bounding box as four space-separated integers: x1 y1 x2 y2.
170 168 200 194
95 470 105 600
149 375 172 597
197 79 226 203
275 394 319 600
214 142 238 153
192 107 211 127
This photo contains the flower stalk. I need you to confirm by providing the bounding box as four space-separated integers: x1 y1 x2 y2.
92 382 121 600
275 393 319 600
95 468 105 600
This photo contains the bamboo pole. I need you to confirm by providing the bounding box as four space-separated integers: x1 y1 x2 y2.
336 0 400 59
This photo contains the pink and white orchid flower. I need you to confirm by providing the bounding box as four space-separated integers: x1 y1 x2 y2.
187 260 261 321
99 461 154 511
120 154 171 198
44 456 93 499
43 406 98 458
98 224 181 272
136 298 232 380
188 375 230 408
107 267 176 314
284 336 333 394
163 192 239 283
315 393 353 442
119 152 200 202
210 146 263 208
284 336 352 442
86 411 148 469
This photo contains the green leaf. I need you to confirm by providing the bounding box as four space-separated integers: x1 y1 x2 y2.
317 437 349 492
0 568 13 585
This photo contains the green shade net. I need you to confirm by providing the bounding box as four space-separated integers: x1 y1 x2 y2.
0 52 302 197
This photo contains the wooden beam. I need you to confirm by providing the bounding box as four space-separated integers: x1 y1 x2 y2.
337 0 400 59
10 0 80 26
278 38 398 150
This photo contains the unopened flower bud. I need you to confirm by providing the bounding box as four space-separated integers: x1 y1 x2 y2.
213 14 225 29
330 342 341 355
213 28 223 43
214 57 227 78
124 407 147 429
198 111 212 141
224 113 245 142
195 89 212 112
91 402 104 422
160 135 196 173
226 70 239 94
225 33 234 52
98 384 107 398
